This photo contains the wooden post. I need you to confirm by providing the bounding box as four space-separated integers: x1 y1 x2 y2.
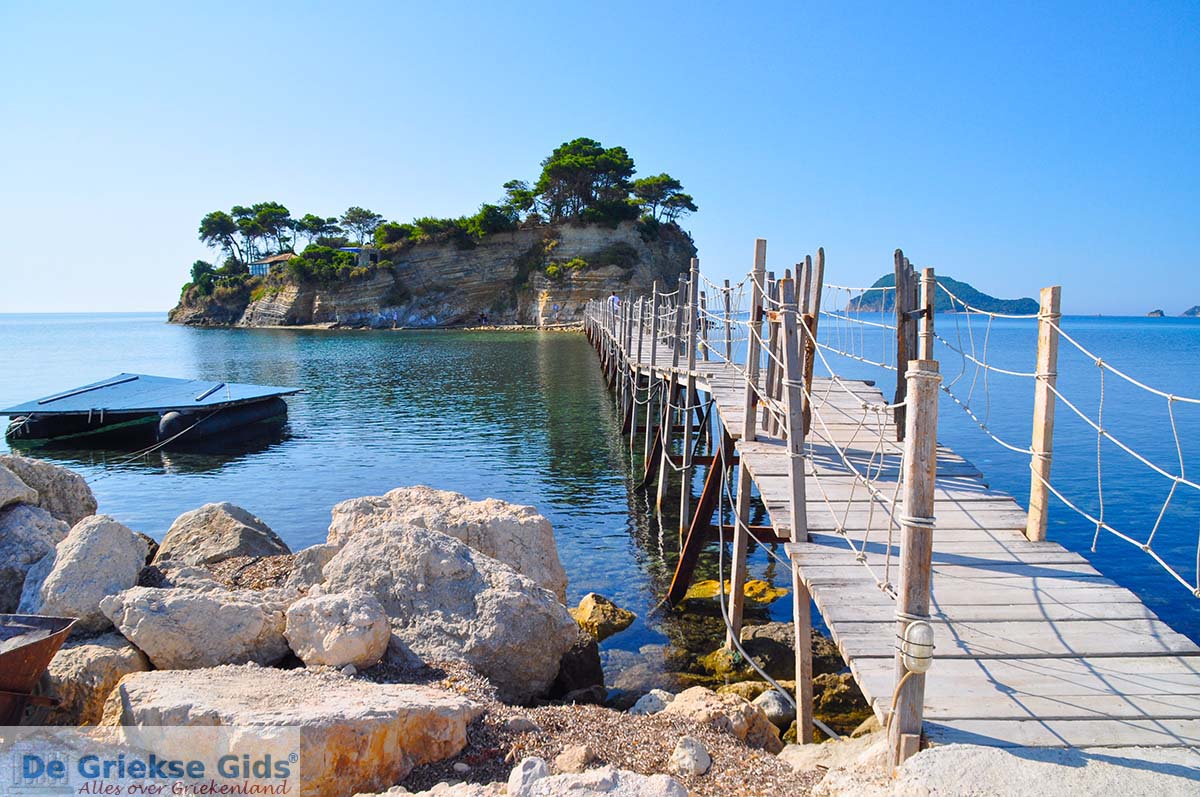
629 298 647 449
644 282 660 473
657 273 688 513
802 250 825 434
727 239 767 648
779 274 813 741
888 358 941 769
1026 286 1062 542
893 251 917 441
762 271 778 435
919 268 935 361
679 258 700 536
699 291 710 362
723 278 733 362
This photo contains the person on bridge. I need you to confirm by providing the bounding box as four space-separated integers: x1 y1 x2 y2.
609 292 621 313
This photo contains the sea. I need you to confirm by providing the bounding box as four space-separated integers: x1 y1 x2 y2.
1 313 1198 688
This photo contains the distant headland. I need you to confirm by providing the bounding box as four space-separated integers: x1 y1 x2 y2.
169 139 698 328
848 273 1039 315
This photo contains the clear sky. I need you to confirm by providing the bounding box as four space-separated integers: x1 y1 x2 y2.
1 2 1196 314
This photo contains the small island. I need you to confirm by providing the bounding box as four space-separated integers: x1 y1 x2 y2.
848 273 1039 314
170 139 698 328
1147 309 1166 318
1183 305 1200 317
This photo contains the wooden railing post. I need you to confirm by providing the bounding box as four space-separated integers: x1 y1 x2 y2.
801 250 825 435
894 250 917 441
779 274 813 742
699 290 710 362
762 271 778 435
727 239 767 648
888 358 941 769
1026 286 1062 542
644 281 660 473
723 279 733 362
679 258 700 535
657 273 688 513
919 268 936 361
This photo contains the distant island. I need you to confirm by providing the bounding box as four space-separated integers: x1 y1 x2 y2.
1147 309 1165 318
1147 306 1198 318
848 273 1039 314
170 139 698 328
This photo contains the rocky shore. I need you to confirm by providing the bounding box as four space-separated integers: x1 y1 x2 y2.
5 455 1196 796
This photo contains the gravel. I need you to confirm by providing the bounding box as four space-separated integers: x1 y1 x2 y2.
365 659 817 796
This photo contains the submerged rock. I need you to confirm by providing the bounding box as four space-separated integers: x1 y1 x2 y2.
39 632 150 725
285 590 390 669
322 523 577 704
328 486 567 602
154 502 289 566
0 455 96 525
569 592 636 641
101 585 293 668
19 515 149 634
683 578 788 604
102 665 481 797
0 503 69 612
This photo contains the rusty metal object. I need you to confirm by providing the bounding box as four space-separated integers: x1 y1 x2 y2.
0 614 76 724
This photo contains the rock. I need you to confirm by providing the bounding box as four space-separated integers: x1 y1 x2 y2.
507 758 687 797
0 462 38 510
504 716 541 733
19 515 149 634
101 665 481 797
662 686 784 754
452 762 471 774
134 532 158 564
700 625 842 681
0 503 69 612
561 685 607 705
1148 309 1166 317
813 672 872 735
628 689 674 716
38 632 150 725
753 689 796 730
100 585 292 668
549 627 604 699
0 455 96 525
285 590 390 669
717 681 772 702
139 563 225 591
286 542 340 592
851 714 882 737
554 744 596 773
342 664 357 677
322 524 578 704
668 735 711 776
154 502 289 566
569 593 636 641
507 757 550 795
328 486 567 602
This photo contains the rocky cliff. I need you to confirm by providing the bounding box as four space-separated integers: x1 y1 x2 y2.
169 222 696 328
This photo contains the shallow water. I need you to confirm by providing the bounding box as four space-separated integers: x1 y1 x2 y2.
1 313 1198 686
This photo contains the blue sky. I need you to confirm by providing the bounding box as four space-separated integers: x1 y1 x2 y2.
1 2 1196 314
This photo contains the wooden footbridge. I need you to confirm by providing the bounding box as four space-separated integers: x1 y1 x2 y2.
584 242 1200 767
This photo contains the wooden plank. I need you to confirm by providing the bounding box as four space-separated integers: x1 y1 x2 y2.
924 717 1200 748
814 599 1163 624
887 692 1200 721
828 618 1199 659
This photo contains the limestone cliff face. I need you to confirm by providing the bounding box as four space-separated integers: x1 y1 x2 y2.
170 222 696 328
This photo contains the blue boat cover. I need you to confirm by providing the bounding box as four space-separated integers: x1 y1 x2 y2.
1 374 300 415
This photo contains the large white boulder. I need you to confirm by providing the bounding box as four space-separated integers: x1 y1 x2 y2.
0 454 96 525
18 515 149 634
286 542 341 592
39 632 150 725
507 758 687 797
662 685 784 753
0 462 38 510
102 665 481 797
153 502 290 566
0 503 69 612
322 523 578 704
285 591 390 669
100 585 292 668
328 487 567 602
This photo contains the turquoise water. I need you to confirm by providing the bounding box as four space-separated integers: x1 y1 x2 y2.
1 313 1198 671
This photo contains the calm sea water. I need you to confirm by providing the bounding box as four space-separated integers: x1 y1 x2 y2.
1 313 1198 675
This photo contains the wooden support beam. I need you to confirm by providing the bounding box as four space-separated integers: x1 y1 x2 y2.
888 358 941 769
728 238 767 648
802 250 825 435
919 267 935 361
657 273 688 513
723 278 733 362
644 282 660 473
667 431 734 605
1026 285 1062 542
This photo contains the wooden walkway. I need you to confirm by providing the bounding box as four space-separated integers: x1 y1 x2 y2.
614 325 1200 750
